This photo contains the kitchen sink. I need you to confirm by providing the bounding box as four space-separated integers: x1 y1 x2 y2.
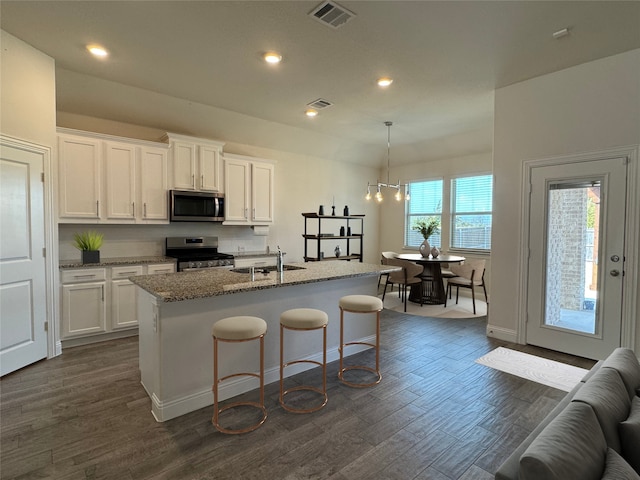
231 265 306 274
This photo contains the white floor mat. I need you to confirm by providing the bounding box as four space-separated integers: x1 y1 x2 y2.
475 347 589 392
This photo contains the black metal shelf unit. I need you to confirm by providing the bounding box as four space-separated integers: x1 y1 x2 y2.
302 213 364 262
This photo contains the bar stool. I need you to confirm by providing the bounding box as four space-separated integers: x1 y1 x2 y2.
211 316 268 434
280 308 328 413
338 295 383 388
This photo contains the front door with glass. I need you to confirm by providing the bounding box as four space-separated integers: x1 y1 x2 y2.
526 156 627 360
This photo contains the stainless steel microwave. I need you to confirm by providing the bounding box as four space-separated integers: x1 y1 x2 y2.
170 190 225 222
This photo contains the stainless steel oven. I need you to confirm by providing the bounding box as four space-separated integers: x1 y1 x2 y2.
165 236 234 272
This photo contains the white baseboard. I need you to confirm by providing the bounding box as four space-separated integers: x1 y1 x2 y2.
486 324 517 343
150 335 375 422
61 328 138 348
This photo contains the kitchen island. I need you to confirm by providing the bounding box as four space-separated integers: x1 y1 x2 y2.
131 261 396 421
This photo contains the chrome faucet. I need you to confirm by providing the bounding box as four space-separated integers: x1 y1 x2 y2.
276 245 285 273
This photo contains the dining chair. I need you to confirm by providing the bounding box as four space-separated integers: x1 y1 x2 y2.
440 259 456 279
379 251 399 292
444 259 487 314
381 257 423 312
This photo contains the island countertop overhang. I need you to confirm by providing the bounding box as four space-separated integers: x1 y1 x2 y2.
130 261 398 303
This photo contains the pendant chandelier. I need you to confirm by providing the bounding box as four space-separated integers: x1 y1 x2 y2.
365 121 409 202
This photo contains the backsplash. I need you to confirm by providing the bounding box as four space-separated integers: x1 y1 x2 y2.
58 223 268 261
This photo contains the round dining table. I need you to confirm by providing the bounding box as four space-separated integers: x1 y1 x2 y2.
396 253 465 305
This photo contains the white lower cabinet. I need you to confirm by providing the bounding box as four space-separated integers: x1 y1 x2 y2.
61 268 107 338
111 265 144 330
61 262 175 344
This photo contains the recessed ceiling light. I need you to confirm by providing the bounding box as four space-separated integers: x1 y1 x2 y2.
263 52 282 64
377 77 393 87
305 109 318 117
87 44 108 58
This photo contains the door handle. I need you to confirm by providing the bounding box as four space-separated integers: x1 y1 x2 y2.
610 269 620 277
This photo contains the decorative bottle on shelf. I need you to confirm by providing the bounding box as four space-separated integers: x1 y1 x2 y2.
343 205 349 216
340 226 345 236
318 205 324 216
334 245 341 257
430 246 440 258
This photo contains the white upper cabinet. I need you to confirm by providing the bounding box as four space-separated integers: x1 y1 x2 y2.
199 144 222 191
104 141 136 221
223 153 275 225
139 146 169 222
170 141 197 190
164 133 225 192
58 134 102 221
252 161 275 223
224 156 251 223
57 128 169 224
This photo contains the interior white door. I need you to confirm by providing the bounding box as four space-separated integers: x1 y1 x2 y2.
0 141 48 376
527 157 627 360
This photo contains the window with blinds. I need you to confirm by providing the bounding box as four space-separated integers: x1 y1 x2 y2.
451 174 493 251
405 179 443 248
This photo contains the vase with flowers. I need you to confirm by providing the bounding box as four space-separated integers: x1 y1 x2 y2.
412 218 440 258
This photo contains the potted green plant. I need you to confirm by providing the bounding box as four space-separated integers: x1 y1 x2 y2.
412 218 440 257
74 230 104 264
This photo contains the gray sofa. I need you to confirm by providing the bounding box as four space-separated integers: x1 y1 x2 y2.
495 347 640 480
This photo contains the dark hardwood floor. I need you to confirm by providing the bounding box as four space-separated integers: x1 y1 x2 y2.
1 309 595 480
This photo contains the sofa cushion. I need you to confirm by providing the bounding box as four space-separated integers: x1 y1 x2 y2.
602 448 640 480
619 395 640 474
573 367 630 453
519 402 606 480
601 348 640 400
495 381 582 480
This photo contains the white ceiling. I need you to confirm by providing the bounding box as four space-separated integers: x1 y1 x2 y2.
2 1 639 166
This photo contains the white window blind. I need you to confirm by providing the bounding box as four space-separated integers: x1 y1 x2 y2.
451 175 493 251
405 179 443 248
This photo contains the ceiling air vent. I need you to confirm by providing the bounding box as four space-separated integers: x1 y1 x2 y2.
309 1 356 29
307 98 333 110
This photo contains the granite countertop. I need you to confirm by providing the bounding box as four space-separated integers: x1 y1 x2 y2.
130 261 398 303
59 256 176 269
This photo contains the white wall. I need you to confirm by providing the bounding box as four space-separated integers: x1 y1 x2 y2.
491 49 640 349
0 30 56 147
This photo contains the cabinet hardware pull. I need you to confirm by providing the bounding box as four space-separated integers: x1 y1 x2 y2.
245 208 248 219
201 174 204 188
253 208 256 219
73 274 97 279
96 200 99 217
132 202 135 216
143 203 147 217
118 271 138 275
192 174 195 188
101 285 104 302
